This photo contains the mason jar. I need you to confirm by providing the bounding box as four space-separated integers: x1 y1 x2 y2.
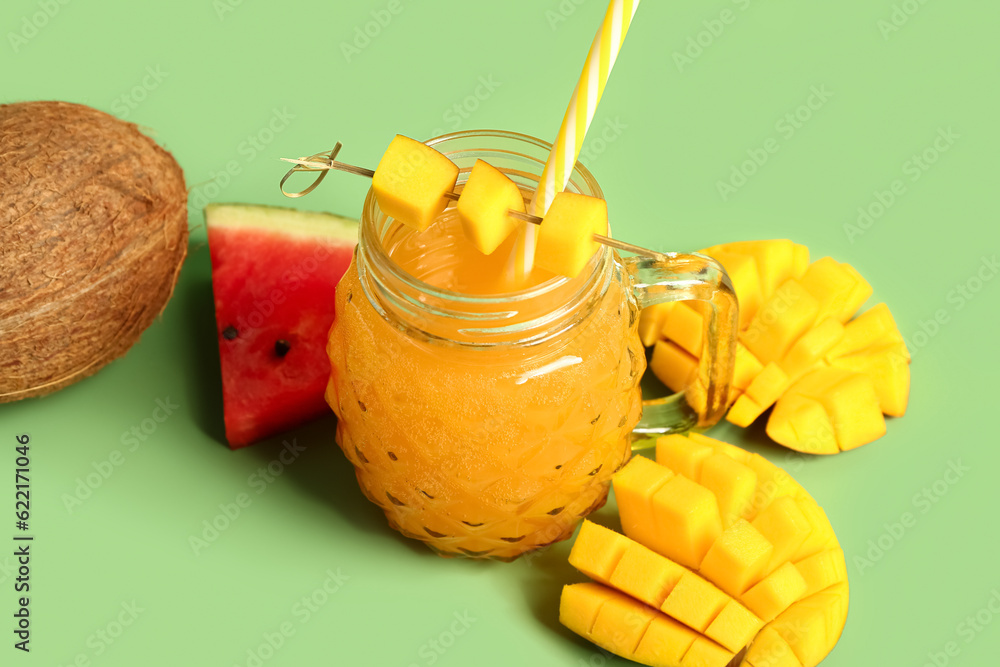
326 130 737 561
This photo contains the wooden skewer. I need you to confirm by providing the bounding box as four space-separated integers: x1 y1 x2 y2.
280 146 668 260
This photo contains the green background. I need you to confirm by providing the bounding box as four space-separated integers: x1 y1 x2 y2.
2 0 998 665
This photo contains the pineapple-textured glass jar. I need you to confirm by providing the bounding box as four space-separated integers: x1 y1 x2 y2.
326 130 737 560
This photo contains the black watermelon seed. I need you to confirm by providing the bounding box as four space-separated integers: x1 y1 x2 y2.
222 326 238 340
274 339 291 357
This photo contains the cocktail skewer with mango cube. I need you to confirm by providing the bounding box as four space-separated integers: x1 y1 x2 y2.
280 136 667 276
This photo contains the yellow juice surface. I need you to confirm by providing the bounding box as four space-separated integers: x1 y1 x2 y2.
326 209 644 560
384 207 555 294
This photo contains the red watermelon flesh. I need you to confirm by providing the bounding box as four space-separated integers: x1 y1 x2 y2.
205 204 358 448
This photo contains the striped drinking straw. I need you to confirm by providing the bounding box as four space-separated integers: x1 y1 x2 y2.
514 0 642 278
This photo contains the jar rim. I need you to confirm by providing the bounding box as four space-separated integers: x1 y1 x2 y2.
358 129 611 307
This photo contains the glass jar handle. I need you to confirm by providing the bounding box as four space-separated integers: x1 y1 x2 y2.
623 252 739 439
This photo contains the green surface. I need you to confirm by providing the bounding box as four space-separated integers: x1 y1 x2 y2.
2 0 998 665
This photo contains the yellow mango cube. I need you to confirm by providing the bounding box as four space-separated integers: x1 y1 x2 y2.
768 367 886 453
710 250 764 328
830 342 910 417
743 360 790 407
661 302 705 358
688 432 754 465
743 280 820 365
656 434 715 480
811 368 887 450
734 343 765 392
647 475 723 569
791 243 810 280
752 496 814 574
634 614 699 666
827 303 909 361
790 500 837 562
726 362 790 428
639 302 675 346
743 626 803 667
613 456 674 551
568 520 631 582
661 571 730 632
705 600 764 653
779 318 845 384
799 257 871 324
610 538 688 607
745 454 805 517
456 159 525 255
699 453 759 528
591 591 658 656
838 263 874 322
795 548 848 597
741 562 808 622
699 519 774 598
534 192 608 278
559 581 608 637
703 240 796 300
766 394 839 455
650 340 699 394
372 135 459 231
726 395 766 429
680 636 735 667
773 591 841 667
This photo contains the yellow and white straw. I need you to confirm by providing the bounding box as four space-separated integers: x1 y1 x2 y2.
518 0 642 276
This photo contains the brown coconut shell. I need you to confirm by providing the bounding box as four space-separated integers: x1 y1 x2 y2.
0 100 188 402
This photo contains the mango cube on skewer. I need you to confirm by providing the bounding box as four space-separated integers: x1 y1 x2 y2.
456 159 526 255
534 192 608 278
372 135 459 231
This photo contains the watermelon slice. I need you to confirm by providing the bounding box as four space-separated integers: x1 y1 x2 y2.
205 204 358 448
